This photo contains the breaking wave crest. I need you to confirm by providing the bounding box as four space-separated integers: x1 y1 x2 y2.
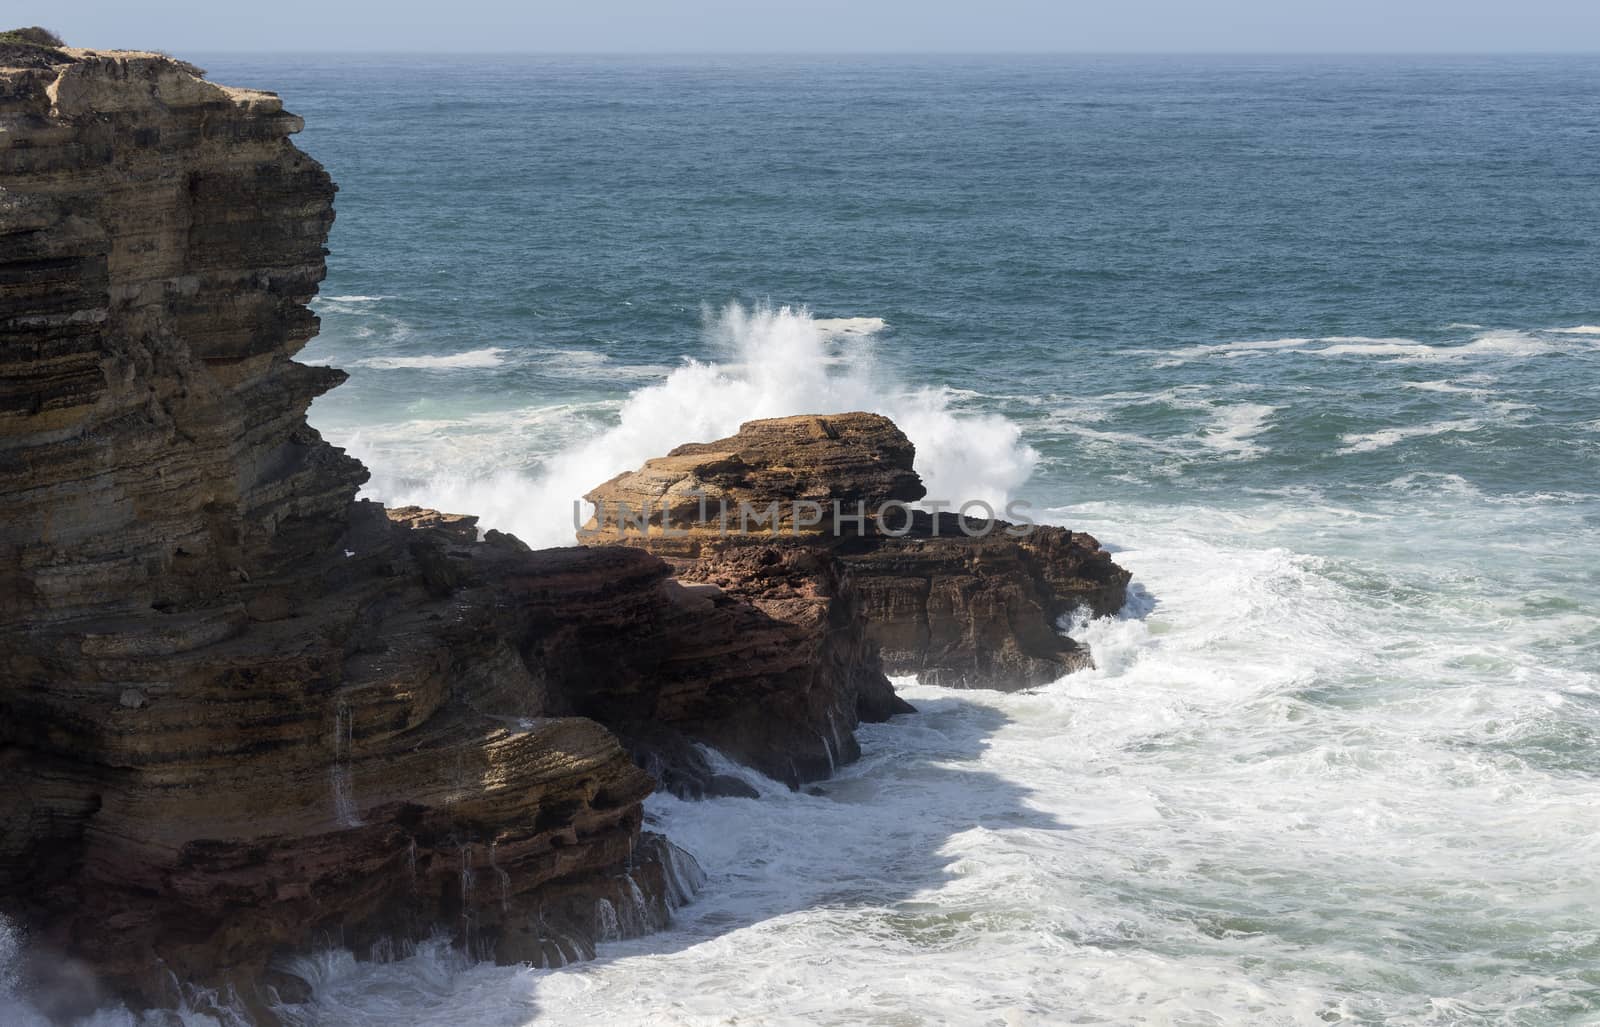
363 303 1038 546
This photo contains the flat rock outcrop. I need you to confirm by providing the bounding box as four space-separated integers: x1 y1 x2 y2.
0 50 866 1019
584 413 1132 689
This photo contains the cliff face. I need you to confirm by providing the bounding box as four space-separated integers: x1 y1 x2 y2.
0 50 851 1018
1 51 348 620
0 49 661 1013
0 46 1126 1021
584 413 1132 690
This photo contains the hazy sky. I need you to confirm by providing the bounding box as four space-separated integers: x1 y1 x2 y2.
19 0 1600 54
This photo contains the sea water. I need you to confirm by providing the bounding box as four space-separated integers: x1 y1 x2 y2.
3 55 1598 1025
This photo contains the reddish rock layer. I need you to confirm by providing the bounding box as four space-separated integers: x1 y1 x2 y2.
583 413 1132 690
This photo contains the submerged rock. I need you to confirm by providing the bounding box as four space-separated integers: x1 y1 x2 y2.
583 412 1132 690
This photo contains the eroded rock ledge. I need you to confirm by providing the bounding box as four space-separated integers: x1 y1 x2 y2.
584 413 1132 689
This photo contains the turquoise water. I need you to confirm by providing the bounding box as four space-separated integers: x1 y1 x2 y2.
8 55 1600 1026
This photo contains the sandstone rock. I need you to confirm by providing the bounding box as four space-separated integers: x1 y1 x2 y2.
838 510 1130 687
585 412 925 542
628 541 911 784
583 413 1132 690
411 527 890 791
0 50 823 1018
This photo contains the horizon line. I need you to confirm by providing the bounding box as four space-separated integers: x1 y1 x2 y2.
103 47 1600 58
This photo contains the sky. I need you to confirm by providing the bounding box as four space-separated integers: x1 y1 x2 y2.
16 0 1600 54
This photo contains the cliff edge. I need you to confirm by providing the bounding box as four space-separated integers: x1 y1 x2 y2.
0 50 879 1019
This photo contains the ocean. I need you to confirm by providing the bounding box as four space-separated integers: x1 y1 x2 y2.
11 53 1600 1025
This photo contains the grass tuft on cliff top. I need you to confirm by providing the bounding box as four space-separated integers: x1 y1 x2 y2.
0 26 73 68
1 26 63 46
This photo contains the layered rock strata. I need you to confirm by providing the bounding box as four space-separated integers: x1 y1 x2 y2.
398 505 905 794
584 413 1132 689
0 49 872 1018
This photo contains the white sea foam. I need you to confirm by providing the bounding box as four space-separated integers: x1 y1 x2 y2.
1045 392 1277 465
813 316 889 337
240 486 1600 1026
1048 420 1186 458
1549 325 1600 335
1163 329 1567 365
1449 330 1557 359
1164 336 1317 361
345 401 624 481
364 303 1036 546
1311 337 1441 358
355 348 508 370
1337 418 1483 454
535 349 677 381
317 295 396 319
1195 402 1279 459
1401 379 1484 395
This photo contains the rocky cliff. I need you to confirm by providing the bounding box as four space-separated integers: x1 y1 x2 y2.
0 43 1129 1023
584 413 1132 689
0 49 877 1019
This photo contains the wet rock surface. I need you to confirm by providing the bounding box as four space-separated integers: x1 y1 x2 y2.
584 412 1131 690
